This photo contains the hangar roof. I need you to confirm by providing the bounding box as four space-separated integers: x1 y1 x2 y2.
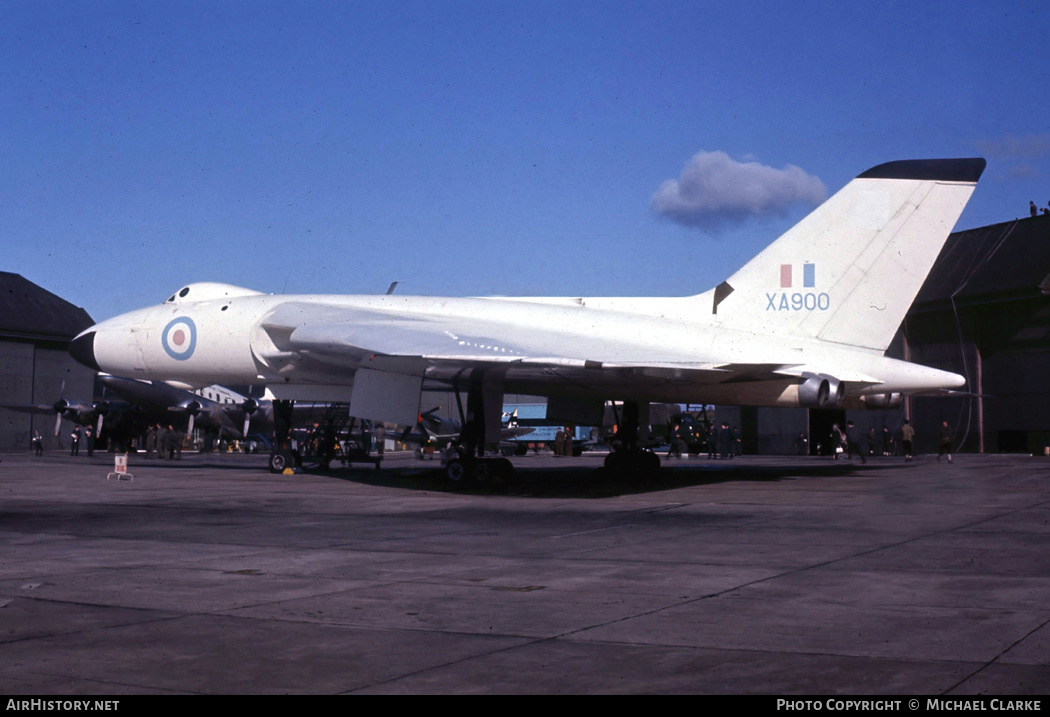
0 272 94 344
914 213 1050 309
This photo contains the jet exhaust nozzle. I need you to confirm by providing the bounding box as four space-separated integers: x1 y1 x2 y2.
861 393 902 410
798 374 846 408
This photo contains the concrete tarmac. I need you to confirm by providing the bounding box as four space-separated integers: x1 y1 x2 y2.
1 449 1049 694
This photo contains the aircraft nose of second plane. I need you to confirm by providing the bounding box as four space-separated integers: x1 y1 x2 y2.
69 331 99 371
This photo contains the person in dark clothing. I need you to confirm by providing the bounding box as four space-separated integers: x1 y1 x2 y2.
830 424 845 459
901 420 915 461
667 424 682 459
717 422 730 459
937 421 953 463
845 421 866 463
70 426 81 456
173 429 185 459
145 424 158 458
158 425 171 459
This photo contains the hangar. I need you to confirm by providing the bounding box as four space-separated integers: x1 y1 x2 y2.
900 212 1050 454
734 213 1050 456
0 272 95 451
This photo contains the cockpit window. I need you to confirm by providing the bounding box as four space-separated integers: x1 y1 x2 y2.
163 282 262 305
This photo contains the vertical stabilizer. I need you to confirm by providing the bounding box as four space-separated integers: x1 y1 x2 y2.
709 158 985 351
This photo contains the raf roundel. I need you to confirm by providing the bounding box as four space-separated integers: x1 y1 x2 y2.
161 317 197 361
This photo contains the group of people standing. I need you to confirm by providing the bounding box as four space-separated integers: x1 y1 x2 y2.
828 419 953 462
143 424 185 459
553 427 575 456
72 426 96 456
705 422 741 459
28 426 98 457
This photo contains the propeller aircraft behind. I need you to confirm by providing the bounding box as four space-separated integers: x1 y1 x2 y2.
3 390 111 440
96 375 259 440
5 375 266 450
70 158 986 479
399 406 534 457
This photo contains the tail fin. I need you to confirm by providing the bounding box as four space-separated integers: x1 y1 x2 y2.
708 158 985 351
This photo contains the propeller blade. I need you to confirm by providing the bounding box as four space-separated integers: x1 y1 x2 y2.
54 379 67 436
242 414 251 439
187 413 195 435
96 414 104 435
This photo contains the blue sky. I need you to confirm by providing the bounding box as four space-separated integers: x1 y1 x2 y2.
3 1 1048 322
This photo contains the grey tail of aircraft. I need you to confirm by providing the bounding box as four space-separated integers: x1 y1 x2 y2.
703 158 986 352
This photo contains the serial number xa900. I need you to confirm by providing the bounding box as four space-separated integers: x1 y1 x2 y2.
765 292 831 311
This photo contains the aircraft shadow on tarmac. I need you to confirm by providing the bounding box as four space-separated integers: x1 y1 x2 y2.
49 452 875 497
310 459 873 499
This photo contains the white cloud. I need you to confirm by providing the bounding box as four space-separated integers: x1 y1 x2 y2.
651 151 826 230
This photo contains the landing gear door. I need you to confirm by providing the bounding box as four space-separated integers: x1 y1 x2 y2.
350 369 422 426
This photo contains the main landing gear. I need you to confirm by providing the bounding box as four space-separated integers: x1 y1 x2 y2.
443 368 514 484
444 454 515 483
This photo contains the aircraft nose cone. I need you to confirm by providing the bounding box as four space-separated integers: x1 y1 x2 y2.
69 331 100 371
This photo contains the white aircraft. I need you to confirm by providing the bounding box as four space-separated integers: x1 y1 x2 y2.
70 158 985 478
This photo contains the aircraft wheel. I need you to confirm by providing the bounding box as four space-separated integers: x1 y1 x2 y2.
268 451 289 474
445 458 472 482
